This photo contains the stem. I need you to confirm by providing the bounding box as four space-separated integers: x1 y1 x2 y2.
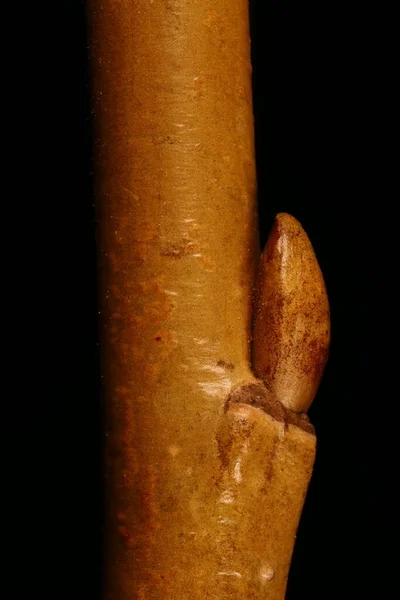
86 2 327 598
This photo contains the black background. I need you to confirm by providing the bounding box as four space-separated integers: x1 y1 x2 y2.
28 1 396 598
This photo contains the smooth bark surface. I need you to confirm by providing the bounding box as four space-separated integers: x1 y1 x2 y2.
87 2 328 598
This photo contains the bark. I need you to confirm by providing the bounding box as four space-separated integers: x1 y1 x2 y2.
86 2 329 598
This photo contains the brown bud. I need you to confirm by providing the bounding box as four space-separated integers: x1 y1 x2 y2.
252 213 330 413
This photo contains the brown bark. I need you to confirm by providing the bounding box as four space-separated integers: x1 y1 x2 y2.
86 1 329 598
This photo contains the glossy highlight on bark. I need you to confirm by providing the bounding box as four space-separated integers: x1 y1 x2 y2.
253 213 330 413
